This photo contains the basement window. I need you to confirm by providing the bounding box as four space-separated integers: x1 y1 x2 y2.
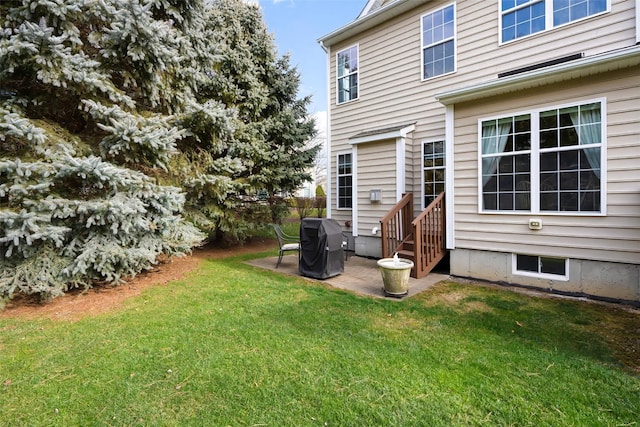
514 254 568 280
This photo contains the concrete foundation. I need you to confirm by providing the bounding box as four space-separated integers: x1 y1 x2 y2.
355 235 383 258
450 248 640 303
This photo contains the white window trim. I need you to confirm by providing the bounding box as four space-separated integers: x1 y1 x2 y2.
396 137 406 200
420 3 457 82
512 253 570 281
335 44 359 105
636 0 640 44
445 105 455 250
336 151 354 211
477 97 607 216
499 0 611 45
352 148 358 236
349 124 415 145
325 51 333 219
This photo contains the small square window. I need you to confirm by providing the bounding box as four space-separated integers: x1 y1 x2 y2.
515 254 568 279
541 257 566 275
516 254 538 272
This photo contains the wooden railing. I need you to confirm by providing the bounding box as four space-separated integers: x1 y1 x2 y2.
380 193 413 258
380 192 446 279
412 192 446 279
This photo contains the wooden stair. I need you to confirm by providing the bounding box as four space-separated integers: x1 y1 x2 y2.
380 193 446 279
396 239 415 261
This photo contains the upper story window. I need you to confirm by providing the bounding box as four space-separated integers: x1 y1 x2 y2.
336 45 358 104
501 0 609 43
553 0 608 26
421 4 456 80
337 153 353 209
480 100 603 214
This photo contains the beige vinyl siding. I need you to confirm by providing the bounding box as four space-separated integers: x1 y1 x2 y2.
328 0 452 228
452 68 640 265
326 0 638 262
329 0 453 140
455 1 636 87
329 0 637 120
355 140 398 235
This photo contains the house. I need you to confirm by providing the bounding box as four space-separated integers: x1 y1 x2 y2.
318 0 640 303
295 112 328 198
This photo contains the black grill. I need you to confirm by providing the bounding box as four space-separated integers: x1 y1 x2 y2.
299 218 344 279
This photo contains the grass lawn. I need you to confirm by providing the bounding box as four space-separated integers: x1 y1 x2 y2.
1 249 638 426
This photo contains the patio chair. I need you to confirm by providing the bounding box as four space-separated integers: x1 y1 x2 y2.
342 232 354 260
272 224 300 268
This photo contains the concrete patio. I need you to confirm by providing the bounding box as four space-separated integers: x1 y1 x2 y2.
247 254 450 300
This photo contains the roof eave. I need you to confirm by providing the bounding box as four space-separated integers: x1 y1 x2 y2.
318 0 430 48
435 45 640 105
349 122 416 144
358 0 377 18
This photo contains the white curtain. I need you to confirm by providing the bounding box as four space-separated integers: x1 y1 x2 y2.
481 121 512 185
569 107 601 179
338 52 352 101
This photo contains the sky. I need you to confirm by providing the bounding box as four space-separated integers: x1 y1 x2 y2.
255 0 365 114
